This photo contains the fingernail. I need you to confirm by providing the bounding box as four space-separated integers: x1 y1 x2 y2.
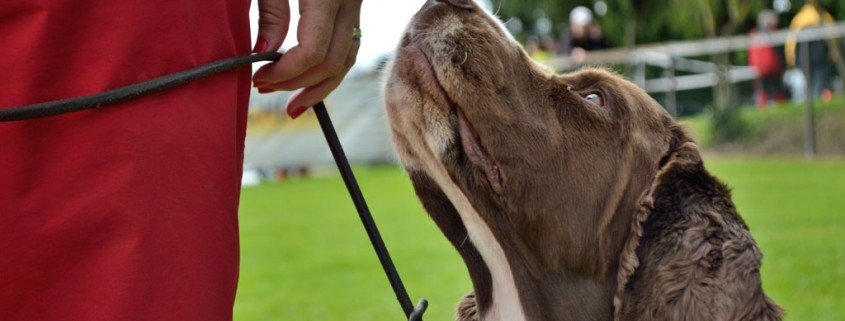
253 37 268 53
258 87 274 94
253 69 267 80
253 80 267 87
289 106 309 119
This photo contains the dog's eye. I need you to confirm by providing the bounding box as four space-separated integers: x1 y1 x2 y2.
584 93 603 106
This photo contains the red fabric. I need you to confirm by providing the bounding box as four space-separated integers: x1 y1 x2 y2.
749 31 782 77
0 1 251 320
749 45 782 77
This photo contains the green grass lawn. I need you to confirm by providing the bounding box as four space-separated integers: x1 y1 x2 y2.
235 158 845 321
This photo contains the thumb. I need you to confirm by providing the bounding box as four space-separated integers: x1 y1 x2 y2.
255 0 291 53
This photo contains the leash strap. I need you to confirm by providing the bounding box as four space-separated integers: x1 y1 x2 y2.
0 52 283 122
314 103 428 320
0 53 428 321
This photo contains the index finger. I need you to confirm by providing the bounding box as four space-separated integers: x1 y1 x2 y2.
253 0 341 84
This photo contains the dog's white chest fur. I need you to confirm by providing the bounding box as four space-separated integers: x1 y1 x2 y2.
401 140 527 321
434 177 526 321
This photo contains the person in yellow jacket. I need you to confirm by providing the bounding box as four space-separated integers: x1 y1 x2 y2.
785 2 837 98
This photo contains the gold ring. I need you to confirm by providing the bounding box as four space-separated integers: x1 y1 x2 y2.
353 27 362 40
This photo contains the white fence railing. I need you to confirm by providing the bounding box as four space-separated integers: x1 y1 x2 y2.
550 22 845 70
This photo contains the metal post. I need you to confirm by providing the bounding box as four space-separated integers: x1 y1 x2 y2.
633 55 647 89
665 57 678 117
713 52 732 110
800 42 817 157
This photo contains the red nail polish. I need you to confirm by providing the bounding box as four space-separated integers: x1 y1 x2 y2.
253 37 268 53
289 106 308 119
253 80 267 87
258 88 274 94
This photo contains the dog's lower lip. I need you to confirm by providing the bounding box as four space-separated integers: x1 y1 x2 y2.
456 107 482 165
397 45 451 102
399 45 434 72
405 47 483 168
397 45 505 193
456 107 505 193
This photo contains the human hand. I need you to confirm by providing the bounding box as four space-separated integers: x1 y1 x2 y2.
252 0 363 119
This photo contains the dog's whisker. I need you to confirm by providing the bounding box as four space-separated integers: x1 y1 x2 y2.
458 50 469 65
459 234 469 248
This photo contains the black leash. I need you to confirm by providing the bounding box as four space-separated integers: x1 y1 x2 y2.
0 53 428 321
314 102 428 320
0 52 283 122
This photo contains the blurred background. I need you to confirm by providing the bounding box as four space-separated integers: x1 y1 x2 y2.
234 0 845 320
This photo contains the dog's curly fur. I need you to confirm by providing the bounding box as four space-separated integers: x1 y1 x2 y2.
614 130 784 321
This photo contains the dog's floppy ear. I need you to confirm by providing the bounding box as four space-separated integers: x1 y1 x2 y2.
611 124 701 320
611 125 783 321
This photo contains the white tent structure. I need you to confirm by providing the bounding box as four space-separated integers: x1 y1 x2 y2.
243 71 398 175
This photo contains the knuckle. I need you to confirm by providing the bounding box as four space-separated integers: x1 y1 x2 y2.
302 47 329 66
258 7 286 24
326 59 346 74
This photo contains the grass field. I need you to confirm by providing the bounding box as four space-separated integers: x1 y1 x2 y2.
234 157 845 321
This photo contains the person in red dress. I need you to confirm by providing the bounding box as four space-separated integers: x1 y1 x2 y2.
0 0 361 320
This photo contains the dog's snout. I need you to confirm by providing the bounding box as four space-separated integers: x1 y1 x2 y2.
433 0 474 10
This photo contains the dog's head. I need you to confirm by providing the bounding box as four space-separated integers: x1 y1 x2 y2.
384 1 694 320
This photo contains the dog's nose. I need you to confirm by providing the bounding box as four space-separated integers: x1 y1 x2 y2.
434 0 474 10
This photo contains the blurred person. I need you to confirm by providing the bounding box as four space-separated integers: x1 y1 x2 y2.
0 0 361 320
527 36 542 58
541 36 559 55
560 6 609 65
527 35 557 66
785 1 837 100
749 9 789 107
783 68 809 103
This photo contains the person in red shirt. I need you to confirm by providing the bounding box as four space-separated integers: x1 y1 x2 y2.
0 0 361 320
748 9 788 107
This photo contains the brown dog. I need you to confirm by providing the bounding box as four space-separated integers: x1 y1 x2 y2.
383 1 783 321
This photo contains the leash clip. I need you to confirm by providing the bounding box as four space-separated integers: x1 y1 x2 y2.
408 299 428 321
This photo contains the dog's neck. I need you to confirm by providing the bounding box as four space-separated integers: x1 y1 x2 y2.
479 172 649 321
411 150 658 321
